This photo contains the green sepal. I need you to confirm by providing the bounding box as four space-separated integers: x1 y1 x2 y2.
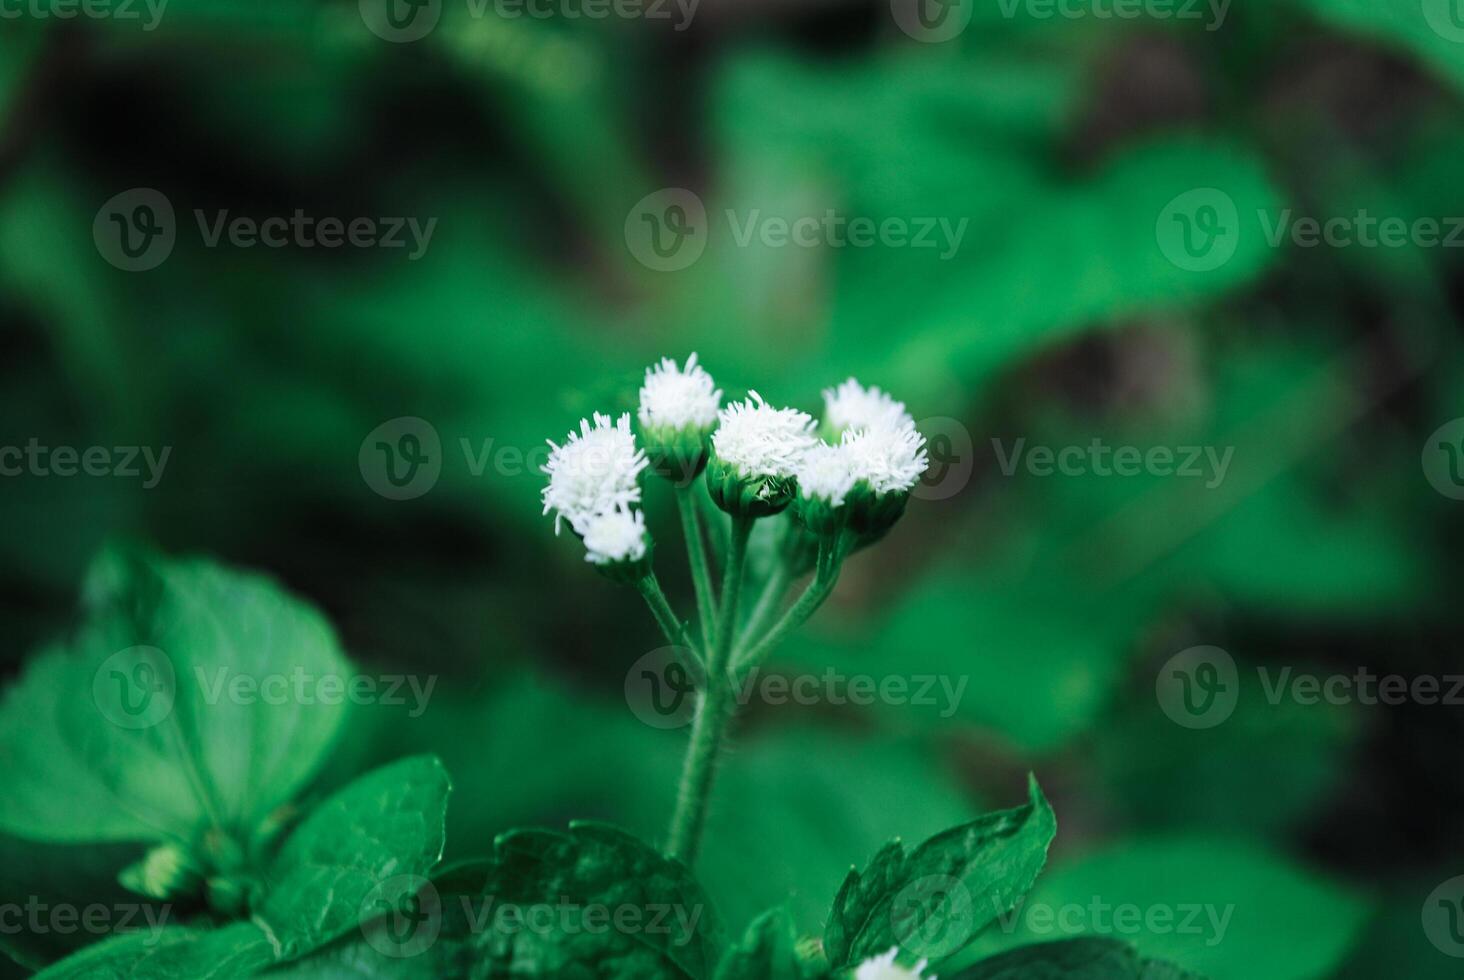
643 424 711 487
706 455 794 518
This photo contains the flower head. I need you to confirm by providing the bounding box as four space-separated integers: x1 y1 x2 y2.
843 420 929 495
581 506 649 565
853 947 935 980
638 354 722 481
711 391 817 481
541 413 648 533
796 442 857 508
707 391 818 517
823 378 911 437
639 353 722 434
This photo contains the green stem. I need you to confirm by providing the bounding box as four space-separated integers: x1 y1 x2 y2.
740 562 791 649
732 540 842 676
667 514 752 865
675 487 718 649
637 573 701 668
695 486 728 563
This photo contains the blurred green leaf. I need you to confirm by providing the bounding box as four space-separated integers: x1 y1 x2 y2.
960 837 1371 980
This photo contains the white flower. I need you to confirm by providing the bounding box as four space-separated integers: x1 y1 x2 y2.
823 378 912 435
711 391 817 481
843 420 928 494
853 947 935 980
795 442 857 508
638 353 722 433
541 413 648 533
581 507 648 565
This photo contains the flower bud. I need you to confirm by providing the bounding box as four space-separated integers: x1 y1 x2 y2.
707 392 817 519
580 506 654 584
118 844 204 902
638 354 721 484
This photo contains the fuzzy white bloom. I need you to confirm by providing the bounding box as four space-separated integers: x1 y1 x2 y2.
638 353 722 433
843 421 929 494
853 947 935 980
823 378 912 435
541 413 648 533
795 442 857 508
711 391 818 480
580 507 648 565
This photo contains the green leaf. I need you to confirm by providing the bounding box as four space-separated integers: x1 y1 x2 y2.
257 755 451 958
824 776 1057 970
463 822 723 978
958 836 1371 980
713 908 802 980
0 551 353 844
272 822 724 980
951 937 1205 979
33 924 276 980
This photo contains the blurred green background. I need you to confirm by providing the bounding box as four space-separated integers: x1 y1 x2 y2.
1 0 1463 976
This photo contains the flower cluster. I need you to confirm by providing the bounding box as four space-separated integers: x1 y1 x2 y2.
541 358 927 580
